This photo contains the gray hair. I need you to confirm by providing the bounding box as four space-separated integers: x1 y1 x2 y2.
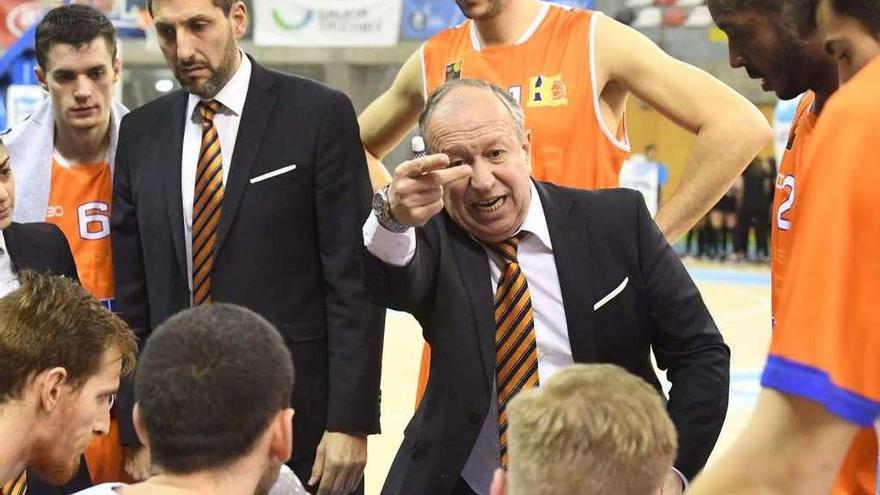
418 79 527 152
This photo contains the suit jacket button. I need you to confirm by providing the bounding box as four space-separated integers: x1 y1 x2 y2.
469 412 482 425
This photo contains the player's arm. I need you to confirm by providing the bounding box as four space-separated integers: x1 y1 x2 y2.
358 48 426 191
595 15 772 241
689 388 858 494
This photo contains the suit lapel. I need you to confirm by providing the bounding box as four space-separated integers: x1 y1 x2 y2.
217 59 277 250
447 216 496 389
4 222 22 273
161 92 189 279
537 182 597 363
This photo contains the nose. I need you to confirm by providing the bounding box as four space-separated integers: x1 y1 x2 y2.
93 407 111 436
73 75 92 101
469 159 495 192
728 47 746 69
176 30 198 63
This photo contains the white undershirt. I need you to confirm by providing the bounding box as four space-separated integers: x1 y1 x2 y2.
181 51 252 292
0 230 20 297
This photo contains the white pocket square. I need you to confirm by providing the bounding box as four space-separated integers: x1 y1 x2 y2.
250 164 297 184
593 277 629 311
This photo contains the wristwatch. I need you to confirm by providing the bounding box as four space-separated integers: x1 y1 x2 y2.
372 184 409 233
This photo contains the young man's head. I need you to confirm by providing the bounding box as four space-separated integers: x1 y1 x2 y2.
0 143 13 231
133 304 294 495
34 4 120 136
645 144 658 161
708 0 838 99
788 0 880 82
490 364 678 495
148 0 247 99
0 272 136 485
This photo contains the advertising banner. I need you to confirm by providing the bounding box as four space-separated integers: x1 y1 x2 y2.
255 0 403 47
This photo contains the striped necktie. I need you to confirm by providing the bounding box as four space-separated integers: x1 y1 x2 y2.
490 235 539 468
192 100 224 306
2 471 26 495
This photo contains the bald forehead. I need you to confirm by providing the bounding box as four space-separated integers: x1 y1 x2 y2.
428 86 513 128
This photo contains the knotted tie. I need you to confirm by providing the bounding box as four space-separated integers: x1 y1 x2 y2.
490 235 540 468
192 100 224 305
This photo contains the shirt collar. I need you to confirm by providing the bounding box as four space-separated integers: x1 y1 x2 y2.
187 49 252 119
516 180 552 250
0 229 7 256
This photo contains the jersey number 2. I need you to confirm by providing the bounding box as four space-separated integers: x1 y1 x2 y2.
78 202 110 240
776 175 795 231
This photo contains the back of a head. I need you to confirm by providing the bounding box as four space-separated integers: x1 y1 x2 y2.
506 364 677 495
35 3 117 70
0 271 136 404
135 304 294 474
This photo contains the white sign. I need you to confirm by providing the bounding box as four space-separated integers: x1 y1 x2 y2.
6 85 45 127
254 0 403 47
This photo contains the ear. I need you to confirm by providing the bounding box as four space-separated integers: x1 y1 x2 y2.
490 468 507 495
35 66 47 91
112 58 122 84
133 403 151 449
37 367 68 413
522 129 532 171
269 408 294 462
230 1 249 40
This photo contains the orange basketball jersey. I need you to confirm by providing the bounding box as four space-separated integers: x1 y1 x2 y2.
422 4 629 190
46 155 126 484
771 91 815 326
762 56 880 488
46 157 114 304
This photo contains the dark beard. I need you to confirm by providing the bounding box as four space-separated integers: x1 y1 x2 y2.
177 31 239 99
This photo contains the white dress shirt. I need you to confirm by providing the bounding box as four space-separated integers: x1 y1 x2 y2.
181 51 252 292
364 181 574 495
0 230 20 297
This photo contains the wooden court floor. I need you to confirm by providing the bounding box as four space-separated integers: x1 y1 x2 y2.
362 260 772 494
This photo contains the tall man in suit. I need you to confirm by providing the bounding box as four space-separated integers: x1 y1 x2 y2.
364 79 730 495
110 1 384 494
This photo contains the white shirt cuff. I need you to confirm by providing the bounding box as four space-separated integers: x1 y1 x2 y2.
362 212 416 267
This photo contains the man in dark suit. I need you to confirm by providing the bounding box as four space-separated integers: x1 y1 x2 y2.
364 79 730 495
0 148 101 495
110 1 384 494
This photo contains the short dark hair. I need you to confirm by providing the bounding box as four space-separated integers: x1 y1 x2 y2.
788 0 880 37
35 4 117 70
146 0 236 17
0 271 137 403
135 304 294 474
708 0 783 16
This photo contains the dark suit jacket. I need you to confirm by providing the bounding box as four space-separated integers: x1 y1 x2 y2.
367 183 730 495
3 222 91 495
111 58 384 474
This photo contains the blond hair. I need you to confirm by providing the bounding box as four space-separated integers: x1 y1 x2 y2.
0 271 137 403
506 364 677 495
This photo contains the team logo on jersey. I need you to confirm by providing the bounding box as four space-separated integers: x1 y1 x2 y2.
445 60 462 82
526 74 568 108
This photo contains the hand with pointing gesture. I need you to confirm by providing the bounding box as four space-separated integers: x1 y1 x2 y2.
388 153 473 228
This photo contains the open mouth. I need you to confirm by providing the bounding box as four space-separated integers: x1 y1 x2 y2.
472 196 505 212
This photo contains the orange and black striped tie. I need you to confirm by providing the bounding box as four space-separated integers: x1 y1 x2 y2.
2 471 26 495
491 235 539 468
192 100 224 306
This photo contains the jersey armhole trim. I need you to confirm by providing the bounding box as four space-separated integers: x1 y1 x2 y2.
419 44 428 103
589 12 631 153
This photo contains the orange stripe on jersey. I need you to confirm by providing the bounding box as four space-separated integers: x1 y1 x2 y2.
763 56 880 427
46 159 114 303
771 91 816 325
422 5 628 190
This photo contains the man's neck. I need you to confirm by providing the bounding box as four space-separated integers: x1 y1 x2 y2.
0 408 33 485
119 461 263 495
54 120 112 165
474 0 543 46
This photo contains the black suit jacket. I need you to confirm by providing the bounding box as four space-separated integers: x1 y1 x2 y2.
4 222 91 495
111 58 384 470
367 183 730 495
